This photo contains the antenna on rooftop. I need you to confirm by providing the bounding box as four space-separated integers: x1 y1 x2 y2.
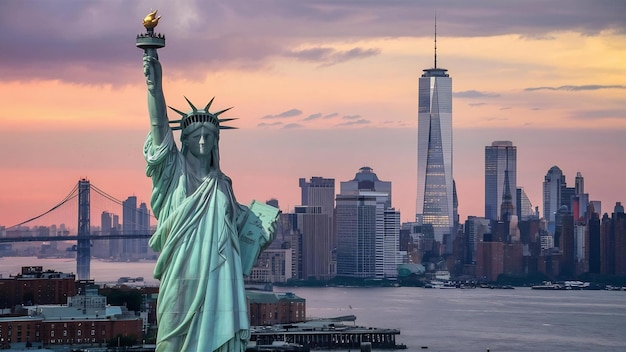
434 12 437 69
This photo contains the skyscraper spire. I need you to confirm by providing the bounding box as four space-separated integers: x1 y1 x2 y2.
416 11 453 247
500 170 515 221
434 13 437 69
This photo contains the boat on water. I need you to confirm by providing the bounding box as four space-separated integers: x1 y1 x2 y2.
531 282 562 290
246 340 309 351
563 281 590 290
425 280 456 289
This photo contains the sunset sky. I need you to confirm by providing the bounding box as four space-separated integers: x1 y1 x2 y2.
1 1 625 229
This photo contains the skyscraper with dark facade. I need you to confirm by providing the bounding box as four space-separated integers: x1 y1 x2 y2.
336 168 402 278
335 192 377 278
485 141 517 221
293 206 332 280
298 177 335 277
122 196 137 257
416 35 454 244
341 166 392 209
137 202 151 255
121 196 151 258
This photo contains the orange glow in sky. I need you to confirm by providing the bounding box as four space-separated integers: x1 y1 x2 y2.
1 2 625 229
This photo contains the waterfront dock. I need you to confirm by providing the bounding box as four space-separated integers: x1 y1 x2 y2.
250 315 405 350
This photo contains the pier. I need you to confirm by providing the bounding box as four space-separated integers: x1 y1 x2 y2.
250 316 404 350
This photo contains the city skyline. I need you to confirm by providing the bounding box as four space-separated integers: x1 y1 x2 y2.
1 1 625 226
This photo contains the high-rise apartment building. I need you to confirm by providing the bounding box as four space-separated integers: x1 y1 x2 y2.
485 141 517 221
416 33 454 243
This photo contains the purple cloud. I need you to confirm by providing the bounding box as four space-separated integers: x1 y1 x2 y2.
303 113 323 121
525 84 626 92
257 121 283 127
261 109 303 119
285 47 381 67
1 0 625 85
454 90 500 98
337 119 370 126
568 109 626 120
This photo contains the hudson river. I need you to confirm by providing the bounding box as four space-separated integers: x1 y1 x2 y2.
2 257 626 352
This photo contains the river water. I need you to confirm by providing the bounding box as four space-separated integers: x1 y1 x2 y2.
2 257 626 352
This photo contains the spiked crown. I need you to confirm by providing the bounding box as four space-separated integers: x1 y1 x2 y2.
168 97 237 132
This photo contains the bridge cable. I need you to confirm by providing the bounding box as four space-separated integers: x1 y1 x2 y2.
7 183 79 229
90 183 124 206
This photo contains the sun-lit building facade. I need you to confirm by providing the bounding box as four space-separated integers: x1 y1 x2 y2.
416 64 454 243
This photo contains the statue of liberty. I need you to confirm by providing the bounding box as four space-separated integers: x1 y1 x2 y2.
137 11 278 352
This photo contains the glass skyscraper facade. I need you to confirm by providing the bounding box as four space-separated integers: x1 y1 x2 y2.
416 66 453 243
485 141 517 221
336 193 377 278
543 166 565 232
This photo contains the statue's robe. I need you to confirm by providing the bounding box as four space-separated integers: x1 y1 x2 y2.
145 131 249 352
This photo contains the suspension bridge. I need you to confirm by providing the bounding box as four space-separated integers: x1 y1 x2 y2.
1 178 153 281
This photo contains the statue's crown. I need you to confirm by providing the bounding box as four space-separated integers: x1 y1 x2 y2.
168 97 237 131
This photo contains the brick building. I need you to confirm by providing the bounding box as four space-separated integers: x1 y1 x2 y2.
0 267 76 309
247 291 306 326
0 315 142 349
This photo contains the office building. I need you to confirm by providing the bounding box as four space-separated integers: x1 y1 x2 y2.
485 141 517 221
121 197 150 258
516 188 537 220
298 177 335 278
335 193 378 278
341 166 392 208
416 32 455 243
137 202 151 255
299 177 335 219
383 208 403 278
122 196 137 256
464 216 491 264
337 168 402 278
543 166 565 232
293 206 332 280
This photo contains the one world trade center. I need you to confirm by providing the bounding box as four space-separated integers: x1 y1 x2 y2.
416 31 456 245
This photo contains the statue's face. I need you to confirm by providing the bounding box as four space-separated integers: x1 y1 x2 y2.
184 124 216 158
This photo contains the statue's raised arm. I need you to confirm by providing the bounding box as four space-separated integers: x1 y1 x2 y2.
143 48 169 146
137 10 168 146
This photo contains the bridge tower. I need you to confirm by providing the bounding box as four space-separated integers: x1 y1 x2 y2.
77 178 91 280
